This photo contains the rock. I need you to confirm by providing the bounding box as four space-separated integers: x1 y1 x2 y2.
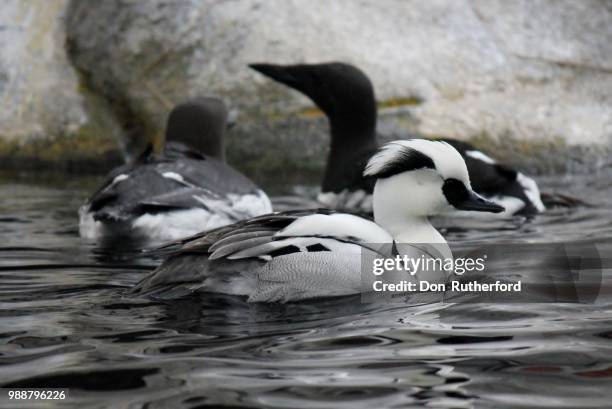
63 0 612 177
5 0 612 176
0 0 123 170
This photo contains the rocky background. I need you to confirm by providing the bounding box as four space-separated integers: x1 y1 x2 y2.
1 0 611 179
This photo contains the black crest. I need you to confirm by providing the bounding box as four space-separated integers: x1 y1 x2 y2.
366 146 436 179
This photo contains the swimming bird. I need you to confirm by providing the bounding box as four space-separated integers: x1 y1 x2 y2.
130 139 504 302
249 62 545 217
79 97 272 243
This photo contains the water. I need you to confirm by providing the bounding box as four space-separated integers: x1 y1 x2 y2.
1 171 612 408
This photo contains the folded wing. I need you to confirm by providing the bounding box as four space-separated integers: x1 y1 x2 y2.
130 209 394 301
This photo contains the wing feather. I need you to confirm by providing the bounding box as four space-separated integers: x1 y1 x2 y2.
209 236 275 260
208 229 279 253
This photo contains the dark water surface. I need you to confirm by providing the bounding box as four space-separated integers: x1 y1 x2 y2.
1 171 612 408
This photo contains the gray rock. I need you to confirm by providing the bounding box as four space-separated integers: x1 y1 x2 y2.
0 0 123 170
5 0 612 176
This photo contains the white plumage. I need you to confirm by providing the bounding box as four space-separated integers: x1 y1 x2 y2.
465 149 496 165
517 172 546 212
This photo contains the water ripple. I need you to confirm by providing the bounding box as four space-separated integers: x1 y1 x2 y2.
1 174 612 408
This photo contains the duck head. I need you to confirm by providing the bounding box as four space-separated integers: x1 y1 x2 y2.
165 97 228 160
364 140 504 239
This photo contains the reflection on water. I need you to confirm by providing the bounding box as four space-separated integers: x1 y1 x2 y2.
1 172 612 408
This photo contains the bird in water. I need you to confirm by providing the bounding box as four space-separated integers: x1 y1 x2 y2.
249 62 545 217
130 139 504 303
79 97 272 243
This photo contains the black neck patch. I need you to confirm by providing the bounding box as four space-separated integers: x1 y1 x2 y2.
442 178 470 207
369 147 436 179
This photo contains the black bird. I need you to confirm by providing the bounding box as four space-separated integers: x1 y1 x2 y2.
250 62 545 216
79 97 272 243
